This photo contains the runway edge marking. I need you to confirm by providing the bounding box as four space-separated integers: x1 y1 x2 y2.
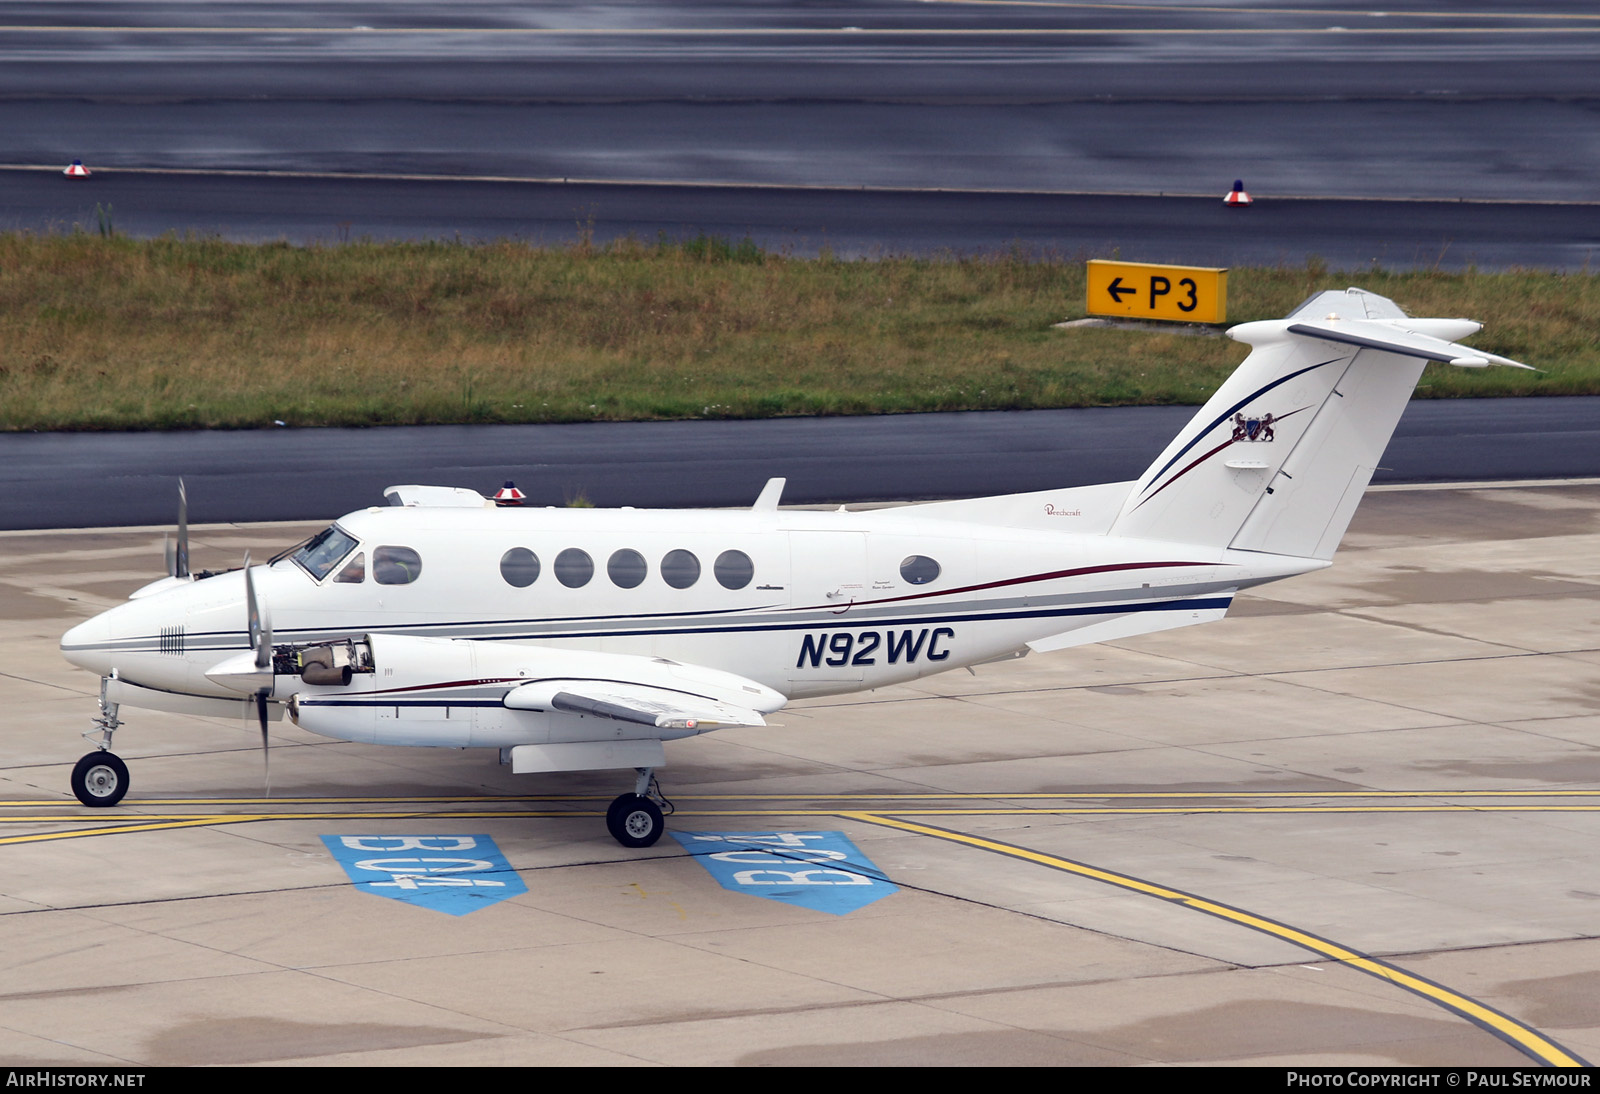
844 812 1589 1068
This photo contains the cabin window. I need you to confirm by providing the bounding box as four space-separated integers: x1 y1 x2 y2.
333 552 365 584
607 549 647 589
661 549 700 589
500 548 540 588
290 525 359 581
900 555 941 585
714 549 754 590
554 548 594 588
373 546 423 585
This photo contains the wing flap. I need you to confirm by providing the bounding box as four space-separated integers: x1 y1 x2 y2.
504 680 769 730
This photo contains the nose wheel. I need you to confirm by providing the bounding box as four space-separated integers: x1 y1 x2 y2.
71 751 129 807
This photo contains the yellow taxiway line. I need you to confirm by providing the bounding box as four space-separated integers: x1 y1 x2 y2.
1 793 1589 1064
845 812 1590 1068
5 787 1600 807
7 792 1600 845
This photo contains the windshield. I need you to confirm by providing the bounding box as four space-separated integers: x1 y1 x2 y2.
290 525 360 581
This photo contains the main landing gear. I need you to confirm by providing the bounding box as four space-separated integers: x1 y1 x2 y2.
605 767 673 848
72 675 129 807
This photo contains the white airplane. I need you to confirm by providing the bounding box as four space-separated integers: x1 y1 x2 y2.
59 288 1530 846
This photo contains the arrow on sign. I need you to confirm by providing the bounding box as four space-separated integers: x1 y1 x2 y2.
1107 277 1135 304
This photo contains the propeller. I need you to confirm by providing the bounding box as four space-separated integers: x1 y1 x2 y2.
243 551 272 795
164 478 190 579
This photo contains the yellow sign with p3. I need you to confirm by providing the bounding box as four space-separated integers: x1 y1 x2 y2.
1086 260 1227 324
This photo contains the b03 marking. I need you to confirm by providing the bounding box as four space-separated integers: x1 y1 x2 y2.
797 626 954 668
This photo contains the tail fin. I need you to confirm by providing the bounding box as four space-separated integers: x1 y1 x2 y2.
1109 287 1531 559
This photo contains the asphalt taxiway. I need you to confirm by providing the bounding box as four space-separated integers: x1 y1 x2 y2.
3 481 1600 1065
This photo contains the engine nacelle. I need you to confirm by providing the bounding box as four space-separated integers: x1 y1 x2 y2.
284 633 782 750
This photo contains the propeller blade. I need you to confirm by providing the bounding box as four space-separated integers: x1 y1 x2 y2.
256 601 273 672
256 691 271 797
244 550 274 796
174 478 189 579
244 552 273 671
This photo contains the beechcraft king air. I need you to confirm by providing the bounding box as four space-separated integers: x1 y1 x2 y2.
59 288 1531 846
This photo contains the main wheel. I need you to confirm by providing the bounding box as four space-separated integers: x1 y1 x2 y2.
71 751 128 807
605 793 664 848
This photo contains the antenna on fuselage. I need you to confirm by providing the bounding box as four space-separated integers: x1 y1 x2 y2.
752 477 786 511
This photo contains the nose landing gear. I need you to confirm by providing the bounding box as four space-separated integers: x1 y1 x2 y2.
71 751 128 807
73 675 129 807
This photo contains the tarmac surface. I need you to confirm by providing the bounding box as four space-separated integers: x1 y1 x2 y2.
3 481 1600 1065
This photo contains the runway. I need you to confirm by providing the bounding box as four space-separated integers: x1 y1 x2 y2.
3 1 1598 266
4 482 1600 1065
8 168 1600 270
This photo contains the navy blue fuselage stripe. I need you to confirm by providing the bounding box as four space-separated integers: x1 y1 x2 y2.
1139 358 1343 497
74 596 1236 657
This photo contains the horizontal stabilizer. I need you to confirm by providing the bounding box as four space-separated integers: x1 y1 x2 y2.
1285 319 1533 370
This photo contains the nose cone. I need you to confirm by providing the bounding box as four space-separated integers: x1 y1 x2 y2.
60 612 114 674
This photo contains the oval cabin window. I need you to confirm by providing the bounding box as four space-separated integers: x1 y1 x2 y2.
660 549 700 589
554 548 594 588
714 549 754 590
500 548 540 588
900 554 941 585
607 548 648 589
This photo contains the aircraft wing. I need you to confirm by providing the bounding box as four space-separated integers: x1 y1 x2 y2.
503 679 770 730
280 632 786 768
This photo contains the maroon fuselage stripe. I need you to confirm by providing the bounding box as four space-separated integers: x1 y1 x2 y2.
786 559 1216 613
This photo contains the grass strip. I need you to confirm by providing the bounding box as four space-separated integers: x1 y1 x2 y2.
2 232 1596 431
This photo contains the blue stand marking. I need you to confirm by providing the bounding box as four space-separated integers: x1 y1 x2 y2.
321 834 527 916
672 830 897 915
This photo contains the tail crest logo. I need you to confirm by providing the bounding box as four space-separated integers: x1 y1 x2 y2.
1231 412 1277 442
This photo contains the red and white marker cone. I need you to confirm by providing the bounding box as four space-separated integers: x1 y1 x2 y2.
1223 179 1252 207
63 159 91 179
493 480 527 506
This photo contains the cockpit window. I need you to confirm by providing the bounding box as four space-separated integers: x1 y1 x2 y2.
291 526 360 581
334 552 365 584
